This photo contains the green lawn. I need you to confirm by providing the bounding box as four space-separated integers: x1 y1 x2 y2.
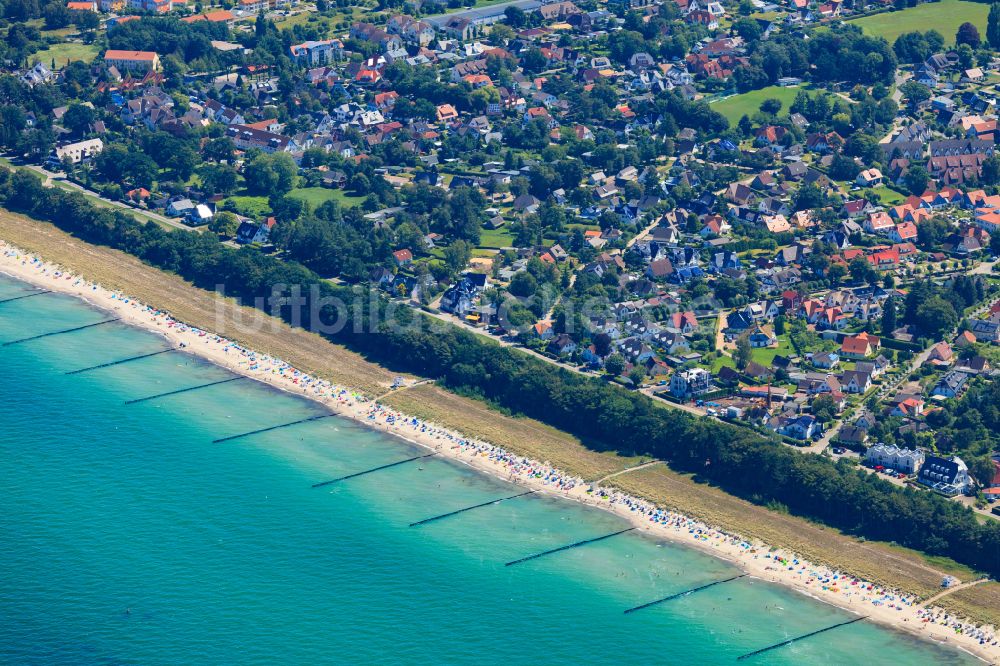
870 185 906 205
847 0 988 45
472 0 519 8
710 85 805 125
711 354 735 372
751 335 794 366
223 187 362 217
32 41 99 67
276 5 368 30
0 157 44 179
479 227 515 249
710 335 793 372
287 186 363 208
224 194 271 218
22 18 76 39
566 222 601 232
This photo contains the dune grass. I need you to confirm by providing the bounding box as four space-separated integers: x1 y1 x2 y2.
2 206 998 627
382 383 641 481
938 582 1000 628
606 464 982 602
0 209 397 395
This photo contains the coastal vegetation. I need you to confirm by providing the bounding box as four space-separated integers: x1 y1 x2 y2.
607 464 981 600
381 382 637 481
939 581 1000 629
3 166 999 581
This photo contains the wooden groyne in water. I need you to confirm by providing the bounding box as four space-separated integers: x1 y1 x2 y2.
66 348 177 375
124 376 245 405
736 616 868 661
410 491 537 527
311 453 437 488
505 527 636 566
3 318 119 346
213 414 335 443
623 574 747 614
0 289 50 304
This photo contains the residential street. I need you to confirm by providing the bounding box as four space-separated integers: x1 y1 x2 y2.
23 163 195 232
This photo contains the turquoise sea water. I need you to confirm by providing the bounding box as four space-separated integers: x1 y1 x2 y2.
0 274 976 665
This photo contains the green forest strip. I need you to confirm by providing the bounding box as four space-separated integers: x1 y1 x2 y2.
1 166 997 580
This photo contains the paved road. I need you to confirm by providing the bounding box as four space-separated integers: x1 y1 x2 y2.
970 259 997 275
714 309 728 356
626 216 662 249
873 288 998 403
956 495 1000 522
890 71 911 105
24 165 195 232
420 305 592 372
802 426 836 453
419 303 717 420
640 386 707 416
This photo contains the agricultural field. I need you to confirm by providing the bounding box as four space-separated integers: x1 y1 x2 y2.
847 0 988 45
711 85 805 125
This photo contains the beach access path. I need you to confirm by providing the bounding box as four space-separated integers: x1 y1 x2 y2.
918 579 992 609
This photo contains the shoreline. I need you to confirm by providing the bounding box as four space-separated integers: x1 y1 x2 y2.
1 240 997 665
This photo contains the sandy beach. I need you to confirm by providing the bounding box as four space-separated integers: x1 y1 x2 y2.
1 240 997 665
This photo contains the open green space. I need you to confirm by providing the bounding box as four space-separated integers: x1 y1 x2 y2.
870 185 907 205
566 222 601 232
478 227 515 249
21 18 76 39
711 334 793 372
287 186 364 208
224 186 362 217
32 41 99 67
750 335 794 366
0 157 42 178
710 85 804 125
847 0 988 45
223 193 271 218
275 5 369 30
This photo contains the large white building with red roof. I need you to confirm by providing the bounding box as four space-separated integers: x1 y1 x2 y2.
103 49 161 73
